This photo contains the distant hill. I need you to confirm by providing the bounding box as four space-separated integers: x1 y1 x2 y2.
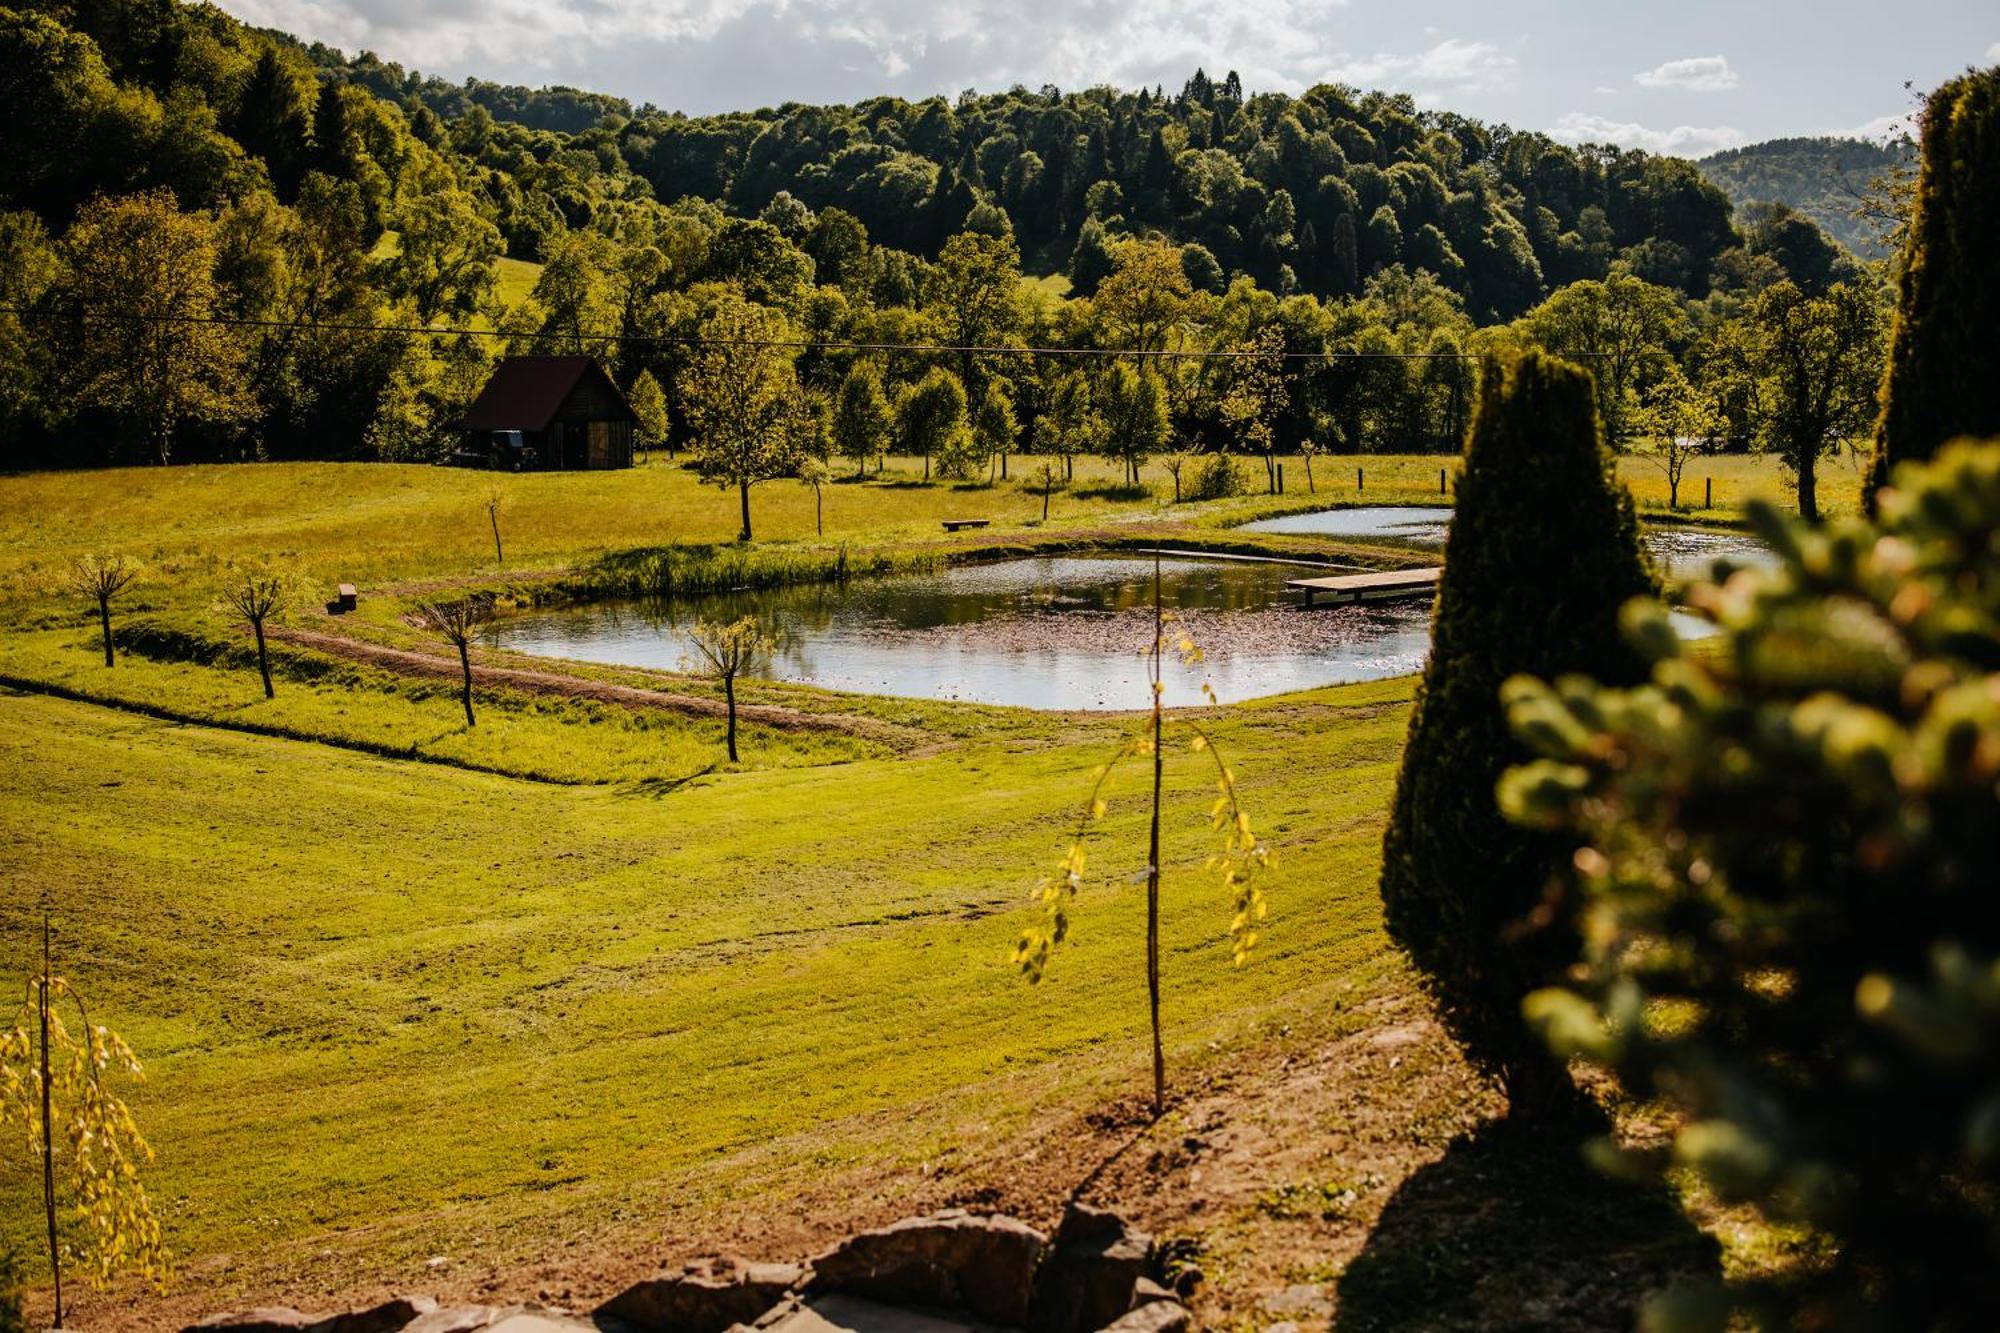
1699 136 1913 258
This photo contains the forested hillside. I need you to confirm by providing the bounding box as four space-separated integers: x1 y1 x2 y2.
1699 136 1912 257
0 0 1883 480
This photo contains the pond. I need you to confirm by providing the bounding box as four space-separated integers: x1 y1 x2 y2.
485 555 1434 710
1240 506 1773 580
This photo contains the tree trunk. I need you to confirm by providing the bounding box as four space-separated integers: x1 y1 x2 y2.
923 451 930 481
1146 552 1166 1115
1305 455 1315 492
97 596 113 667
815 488 823 536
456 641 475 727
738 482 753 542
254 620 273 699
724 675 739 763
40 922 62 1328
1265 453 1276 494
1042 484 1050 521
1796 446 1820 522
490 511 504 566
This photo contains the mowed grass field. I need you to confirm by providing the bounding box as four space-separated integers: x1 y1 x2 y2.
0 447 1851 1319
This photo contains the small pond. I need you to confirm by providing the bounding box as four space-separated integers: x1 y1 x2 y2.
486 555 1434 710
1241 506 1773 580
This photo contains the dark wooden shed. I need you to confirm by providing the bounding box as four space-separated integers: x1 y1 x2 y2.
456 356 637 470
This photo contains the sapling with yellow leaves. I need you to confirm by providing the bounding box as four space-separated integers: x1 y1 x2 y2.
1 922 166 1328
1014 551 1270 1113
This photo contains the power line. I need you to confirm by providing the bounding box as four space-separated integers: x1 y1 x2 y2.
0 302 1598 361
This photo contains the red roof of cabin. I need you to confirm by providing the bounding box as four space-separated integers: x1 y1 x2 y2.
457 356 634 432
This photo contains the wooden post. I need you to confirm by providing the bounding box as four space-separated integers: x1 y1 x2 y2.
1277 463 1284 494
1001 453 1008 481
1439 467 1446 495
1357 466 1364 492
1704 476 1712 509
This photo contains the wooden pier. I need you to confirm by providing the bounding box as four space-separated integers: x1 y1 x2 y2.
1286 566 1442 608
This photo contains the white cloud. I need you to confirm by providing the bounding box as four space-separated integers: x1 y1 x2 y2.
1844 110 1915 140
1549 112 1747 158
1324 38 1516 93
1635 55 1740 92
1987 41 2000 62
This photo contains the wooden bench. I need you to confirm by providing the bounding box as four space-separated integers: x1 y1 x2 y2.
941 518 992 533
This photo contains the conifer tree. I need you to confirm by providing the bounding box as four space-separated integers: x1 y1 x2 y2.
1867 67 2000 506
1379 351 1655 1118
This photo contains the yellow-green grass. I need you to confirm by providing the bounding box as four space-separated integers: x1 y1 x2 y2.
0 679 1413 1300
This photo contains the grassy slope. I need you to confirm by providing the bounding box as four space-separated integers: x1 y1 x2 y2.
0 679 1412 1300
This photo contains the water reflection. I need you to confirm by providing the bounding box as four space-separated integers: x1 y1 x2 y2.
1241 506 1770 580
486 555 1434 710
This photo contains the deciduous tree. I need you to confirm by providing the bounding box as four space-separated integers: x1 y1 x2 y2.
683 616 771 763
680 295 812 540
415 595 494 728
65 554 137 668
1745 279 1886 521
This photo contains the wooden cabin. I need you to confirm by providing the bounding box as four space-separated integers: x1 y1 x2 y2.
455 356 637 471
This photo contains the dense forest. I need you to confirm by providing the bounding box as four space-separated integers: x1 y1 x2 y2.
1698 136 1914 258
0 0 1892 493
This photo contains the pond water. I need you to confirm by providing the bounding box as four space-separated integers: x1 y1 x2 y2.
1241 505 1773 581
485 555 1434 710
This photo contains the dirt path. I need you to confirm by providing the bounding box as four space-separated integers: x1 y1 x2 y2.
270 627 922 748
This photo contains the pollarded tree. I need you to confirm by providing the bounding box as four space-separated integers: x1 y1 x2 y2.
1379 350 1656 1120
680 295 812 540
1500 441 2000 1325
414 595 494 728
65 554 138 668
832 362 892 477
683 616 772 764
222 567 288 699
1867 67 2000 506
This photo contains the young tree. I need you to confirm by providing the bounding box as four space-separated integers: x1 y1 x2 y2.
1379 351 1655 1120
1868 68 2000 506
831 362 891 478
1220 326 1289 493
1016 553 1270 1113
798 456 830 536
680 296 811 541
683 616 771 763
628 369 668 463
415 596 494 728
1031 458 1063 521
972 379 1019 484
1040 370 1101 480
895 366 968 482
1500 441 2000 1325
1747 280 1886 521
65 555 137 668
223 568 287 700
1098 363 1169 486
1636 364 1723 510
484 490 504 567
2 922 168 1327
1160 453 1190 503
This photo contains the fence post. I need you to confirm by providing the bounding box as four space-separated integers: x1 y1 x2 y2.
1357 466 1364 492
1277 463 1285 494
1704 475 1712 509
1439 467 1445 495
1001 453 1008 481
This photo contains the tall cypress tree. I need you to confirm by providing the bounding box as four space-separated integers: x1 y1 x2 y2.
1868 67 2000 505
1379 351 1655 1118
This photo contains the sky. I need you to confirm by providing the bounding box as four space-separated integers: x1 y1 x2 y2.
222 0 2000 156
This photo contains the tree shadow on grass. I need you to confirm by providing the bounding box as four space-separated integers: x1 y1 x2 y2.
1334 1112 1720 1333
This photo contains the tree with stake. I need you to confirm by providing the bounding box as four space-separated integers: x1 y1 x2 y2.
1031 458 1062 521
65 555 138 668
415 595 494 728
1160 453 1189 503
1015 554 1271 1113
798 456 830 536
222 567 288 700
485 490 504 567
1379 350 1655 1121
683 616 771 763
680 295 811 541
1 921 168 1328
1636 364 1722 511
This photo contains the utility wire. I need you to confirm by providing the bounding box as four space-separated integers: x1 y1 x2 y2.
0 302 1600 361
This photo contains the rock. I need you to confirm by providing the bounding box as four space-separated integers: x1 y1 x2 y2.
808 1209 1046 1327
483 1317 600 1333
1258 1284 1330 1319
403 1309 502 1333
755 1292 998 1333
1026 1206 1151 1333
311 1296 441 1333
187 1312 318 1332
597 1255 803 1332
1094 1303 1190 1333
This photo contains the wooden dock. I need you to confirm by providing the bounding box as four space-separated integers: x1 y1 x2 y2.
1287 566 1442 608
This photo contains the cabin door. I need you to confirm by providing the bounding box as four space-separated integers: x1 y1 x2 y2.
588 421 611 468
